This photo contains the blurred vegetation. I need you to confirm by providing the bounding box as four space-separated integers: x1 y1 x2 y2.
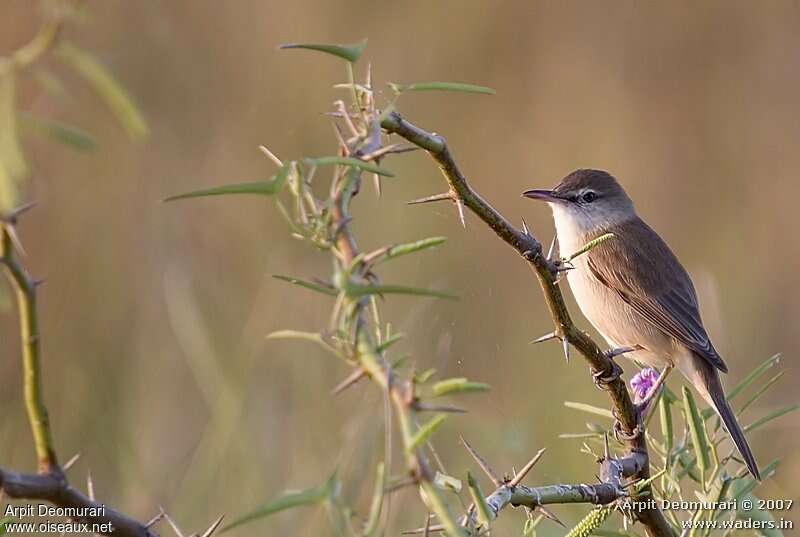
1 1 798 536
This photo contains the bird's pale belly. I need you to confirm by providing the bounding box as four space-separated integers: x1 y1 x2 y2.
566 259 676 369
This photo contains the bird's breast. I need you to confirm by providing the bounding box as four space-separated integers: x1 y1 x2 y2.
564 255 675 369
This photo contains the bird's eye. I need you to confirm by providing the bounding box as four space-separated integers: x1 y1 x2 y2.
581 192 597 203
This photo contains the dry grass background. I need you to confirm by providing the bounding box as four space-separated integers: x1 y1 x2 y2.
1 1 798 534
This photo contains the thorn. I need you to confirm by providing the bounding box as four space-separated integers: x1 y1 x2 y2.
365 62 372 89
384 477 417 494
521 216 531 236
455 198 466 229
529 331 557 345
33 278 46 288
373 173 382 197
361 142 411 162
335 100 359 138
331 122 351 156
145 508 166 529
331 368 366 395
86 471 95 501
2 201 38 223
508 448 547 487
603 433 610 461
537 505 565 528
258 145 283 167
4 224 27 256
407 192 453 205
562 338 570 363
163 511 187 537
460 436 502 486
423 512 431 537
62 452 81 471
547 235 558 261
402 523 445 535
200 515 225 537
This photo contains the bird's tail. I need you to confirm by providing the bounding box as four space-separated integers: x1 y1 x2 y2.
693 358 761 480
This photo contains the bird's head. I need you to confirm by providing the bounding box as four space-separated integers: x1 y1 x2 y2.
522 169 636 233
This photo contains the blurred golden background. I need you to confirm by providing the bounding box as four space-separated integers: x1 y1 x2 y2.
1 1 798 534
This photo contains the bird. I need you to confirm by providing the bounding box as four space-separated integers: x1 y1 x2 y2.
523 169 760 480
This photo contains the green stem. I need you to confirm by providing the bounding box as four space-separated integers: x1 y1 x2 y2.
0 226 58 473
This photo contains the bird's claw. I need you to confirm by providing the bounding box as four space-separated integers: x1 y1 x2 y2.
612 414 643 442
592 359 623 390
605 345 642 360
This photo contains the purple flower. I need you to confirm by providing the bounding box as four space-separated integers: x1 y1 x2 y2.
630 368 659 403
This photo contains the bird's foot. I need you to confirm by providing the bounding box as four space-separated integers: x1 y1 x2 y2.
592 359 624 390
612 410 643 442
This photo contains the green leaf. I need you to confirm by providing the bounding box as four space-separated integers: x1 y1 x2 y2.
222 473 337 532
165 163 291 202
432 377 490 397
384 237 447 261
415 368 437 384
388 81 496 95
467 472 494 527
682 386 710 482
407 414 447 451
272 274 337 296
375 332 404 353
164 181 279 201
659 396 673 456
362 463 385 537
744 403 799 433
727 353 781 402
279 39 367 63
21 113 97 151
57 42 148 139
306 156 394 177
738 371 784 415
265 330 344 360
564 401 614 419
347 283 457 300
559 432 603 439
564 233 615 263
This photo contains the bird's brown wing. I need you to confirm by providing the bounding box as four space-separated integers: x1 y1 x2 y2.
585 218 728 373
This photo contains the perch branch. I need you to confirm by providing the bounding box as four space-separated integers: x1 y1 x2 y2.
408 445 647 534
0 469 157 537
381 111 674 537
0 213 218 537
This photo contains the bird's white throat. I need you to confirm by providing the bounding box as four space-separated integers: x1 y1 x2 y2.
550 201 633 256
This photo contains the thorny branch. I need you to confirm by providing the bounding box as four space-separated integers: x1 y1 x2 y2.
380 111 675 537
407 440 648 534
0 7 221 536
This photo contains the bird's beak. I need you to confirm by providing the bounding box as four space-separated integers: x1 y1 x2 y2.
522 189 560 202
